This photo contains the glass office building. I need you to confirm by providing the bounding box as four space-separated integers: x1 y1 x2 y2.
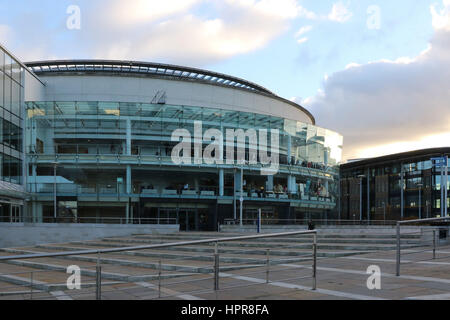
340 148 450 222
0 45 27 222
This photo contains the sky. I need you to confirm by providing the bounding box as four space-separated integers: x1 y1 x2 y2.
0 0 449 162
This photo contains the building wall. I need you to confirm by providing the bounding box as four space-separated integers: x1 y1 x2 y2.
340 149 450 221
36 75 313 124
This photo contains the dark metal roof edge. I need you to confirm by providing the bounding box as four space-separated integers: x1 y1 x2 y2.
341 147 450 169
24 59 316 125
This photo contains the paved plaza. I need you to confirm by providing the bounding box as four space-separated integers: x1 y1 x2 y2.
0 232 449 300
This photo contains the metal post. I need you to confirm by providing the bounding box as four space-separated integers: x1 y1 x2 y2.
266 249 270 284
441 164 444 217
233 169 237 221
433 230 436 260
30 272 33 300
444 157 448 217
418 184 423 220
158 260 162 298
53 163 57 221
214 242 219 291
96 252 101 300
257 208 262 234
359 178 363 222
401 170 404 220
396 222 401 276
240 164 244 227
312 233 317 290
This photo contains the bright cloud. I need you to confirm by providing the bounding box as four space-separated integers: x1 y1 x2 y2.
302 0 450 161
431 0 450 30
328 2 353 23
77 0 321 65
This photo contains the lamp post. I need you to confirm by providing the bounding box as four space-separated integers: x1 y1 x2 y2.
417 183 423 220
52 162 58 222
357 175 365 222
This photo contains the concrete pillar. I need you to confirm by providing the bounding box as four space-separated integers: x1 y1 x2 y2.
288 175 297 193
234 172 241 192
126 119 132 155
266 175 274 192
287 135 292 165
32 164 37 193
219 169 224 196
126 165 132 194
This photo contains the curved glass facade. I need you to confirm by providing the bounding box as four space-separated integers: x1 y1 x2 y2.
26 101 342 165
25 101 342 229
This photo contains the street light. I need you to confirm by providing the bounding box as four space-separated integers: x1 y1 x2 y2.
417 183 423 220
357 175 365 222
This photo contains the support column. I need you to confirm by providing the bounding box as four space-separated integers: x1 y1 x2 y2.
287 135 292 165
266 175 274 192
219 169 224 197
126 165 132 195
126 119 132 156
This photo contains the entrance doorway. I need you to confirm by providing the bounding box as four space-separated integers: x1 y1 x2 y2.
178 209 197 231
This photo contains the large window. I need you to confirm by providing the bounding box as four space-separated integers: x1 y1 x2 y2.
0 47 24 185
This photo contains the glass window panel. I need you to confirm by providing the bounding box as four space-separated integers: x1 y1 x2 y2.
0 50 4 73
11 81 20 117
0 71 3 108
2 119 10 146
4 76 10 112
2 154 10 183
11 59 21 85
4 54 12 76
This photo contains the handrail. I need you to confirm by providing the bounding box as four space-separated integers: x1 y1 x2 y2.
396 217 450 276
398 217 450 225
0 230 317 262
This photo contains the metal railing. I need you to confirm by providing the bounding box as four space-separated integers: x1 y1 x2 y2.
0 230 317 300
0 216 177 225
224 218 399 227
396 217 450 276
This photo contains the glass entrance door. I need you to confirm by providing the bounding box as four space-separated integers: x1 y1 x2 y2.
178 209 198 231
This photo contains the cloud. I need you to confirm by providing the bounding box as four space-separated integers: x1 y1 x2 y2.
294 25 312 45
328 2 352 23
106 0 202 26
76 0 320 65
301 0 450 161
295 25 313 37
431 0 450 31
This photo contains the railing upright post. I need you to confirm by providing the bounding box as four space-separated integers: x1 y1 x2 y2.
158 260 162 298
433 230 436 260
96 252 102 300
396 222 401 276
266 249 270 284
30 272 33 300
312 233 317 290
214 242 220 291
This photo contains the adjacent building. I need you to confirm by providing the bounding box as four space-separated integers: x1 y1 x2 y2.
340 148 450 221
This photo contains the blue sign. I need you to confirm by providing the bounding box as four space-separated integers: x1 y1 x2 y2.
431 156 448 167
